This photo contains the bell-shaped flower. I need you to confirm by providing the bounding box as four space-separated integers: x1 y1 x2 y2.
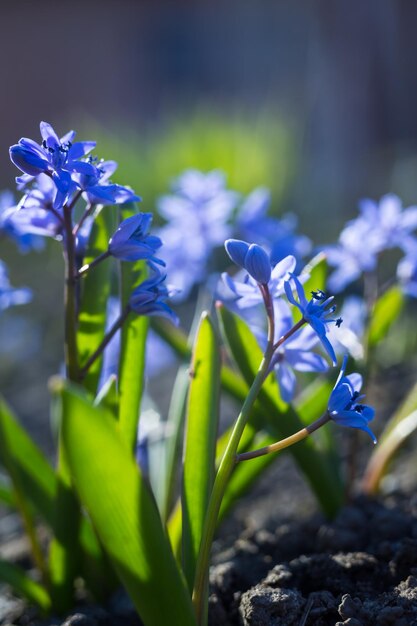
109 213 163 263
129 269 178 325
328 356 376 443
284 273 340 365
225 239 271 284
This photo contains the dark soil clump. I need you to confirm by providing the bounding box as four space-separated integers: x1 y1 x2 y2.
209 493 417 625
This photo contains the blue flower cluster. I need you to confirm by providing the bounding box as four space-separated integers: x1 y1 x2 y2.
219 238 376 441
7 122 177 324
324 194 417 294
154 170 310 302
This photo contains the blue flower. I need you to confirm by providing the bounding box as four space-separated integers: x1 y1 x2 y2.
0 261 32 312
237 187 311 265
328 356 376 443
10 122 96 208
155 169 239 301
284 273 340 365
219 252 296 313
9 175 64 239
109 213 163 262
225 239 271 284
75 159 140 206
129 270 178 324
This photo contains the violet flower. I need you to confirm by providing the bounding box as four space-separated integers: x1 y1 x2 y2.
129 270 178 325
10 122 96 208
328 356 376 443
109 213 163 263
284 274 341 365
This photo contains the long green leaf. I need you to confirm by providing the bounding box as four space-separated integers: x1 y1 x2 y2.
368 285 404 347
363 379 417 493
0 397 56 526
0 559 51 612
60 381 196 626
77 207 114 395
218 305 343 516
182 313 220 591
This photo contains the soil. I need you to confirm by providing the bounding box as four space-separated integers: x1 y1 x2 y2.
1 490 417 625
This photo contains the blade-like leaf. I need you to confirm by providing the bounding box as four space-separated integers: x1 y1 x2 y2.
60 381 196 626
159 364 189 525
0 397 56 526
363 379 417 493
182 313 220 591
368 285 404 347
218 305 343 516
77 207 115 395
0 559 51 612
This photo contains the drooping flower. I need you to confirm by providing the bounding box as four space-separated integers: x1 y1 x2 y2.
129 269 178 325
327 355 376 443
225 239 271 284
284 273 340 365
10 122 96 208
0 261 32 312
109 213 163 263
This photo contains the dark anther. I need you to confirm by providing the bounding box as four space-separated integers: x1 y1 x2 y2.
336 317 343 327
311 289 326 300
42 140 47 149
352 391 360 401
355 404 365 413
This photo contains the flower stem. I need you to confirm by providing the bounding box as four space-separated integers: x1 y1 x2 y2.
73 202 96 237
63 205 79 381
78 305 131 380
77 250 110 278
236 413 330 462
192 285 275 625
272 318 305 351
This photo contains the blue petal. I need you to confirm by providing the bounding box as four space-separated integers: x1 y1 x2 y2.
225 239 250 268
244 244 271 284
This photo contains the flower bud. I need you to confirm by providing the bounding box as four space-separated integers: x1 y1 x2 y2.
245 244 271 284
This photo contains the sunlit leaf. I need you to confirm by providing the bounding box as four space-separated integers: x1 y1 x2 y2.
60 381 196 626
182 313 220 591
368 286 404 347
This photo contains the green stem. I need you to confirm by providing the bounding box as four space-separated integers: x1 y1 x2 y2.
63 205 79 381
236 413 330 462
192 289 275 624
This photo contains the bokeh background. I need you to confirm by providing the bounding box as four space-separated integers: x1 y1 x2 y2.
2 0 417 452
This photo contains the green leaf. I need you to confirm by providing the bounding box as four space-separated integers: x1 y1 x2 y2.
77 207 115 395
0 479 16 509
368 285 404 347
60 381 196 626
218 305 343 517
0 559 51 612
0 397 56 526
158 364 189 525
363 380 417 493
182 313 221 591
